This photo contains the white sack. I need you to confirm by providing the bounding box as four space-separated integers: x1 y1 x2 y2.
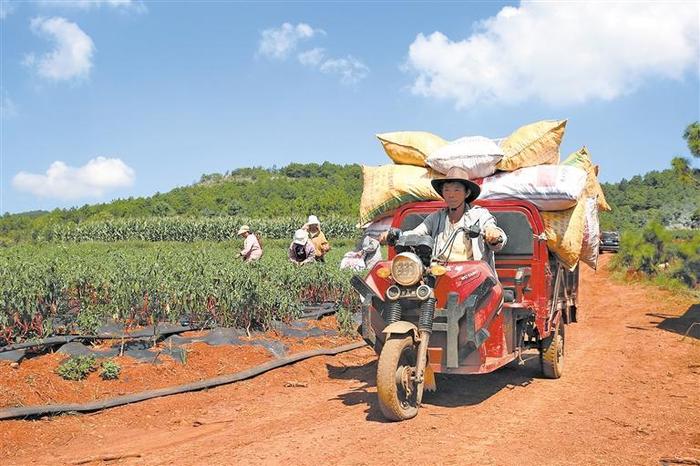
480 165 587 211
340 251 366 271
581 197 600 270
426 136 504 178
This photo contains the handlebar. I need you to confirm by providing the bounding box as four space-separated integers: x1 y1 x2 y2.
388 224 503 247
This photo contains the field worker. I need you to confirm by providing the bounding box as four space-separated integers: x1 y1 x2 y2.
289 228 316 266
237 225 263 262
304 214 331 262
381 167 506 270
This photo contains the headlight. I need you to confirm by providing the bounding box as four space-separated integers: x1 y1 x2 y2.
391 253 423 286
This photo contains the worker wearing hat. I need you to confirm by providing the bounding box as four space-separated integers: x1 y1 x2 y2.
382 167 506 269
288 228 316 266
303 214 331 262
237 225 263 262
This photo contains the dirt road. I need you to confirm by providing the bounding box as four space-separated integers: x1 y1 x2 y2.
2 255 699 465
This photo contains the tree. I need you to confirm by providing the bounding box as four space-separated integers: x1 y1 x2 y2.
227 201 243 216
683 121 700 158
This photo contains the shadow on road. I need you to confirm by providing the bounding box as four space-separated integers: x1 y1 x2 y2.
326 351 544 422
647 304 700 340
424 355 539 409
325 360 389 422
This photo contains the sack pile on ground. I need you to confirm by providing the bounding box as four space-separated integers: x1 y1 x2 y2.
361 119 611 270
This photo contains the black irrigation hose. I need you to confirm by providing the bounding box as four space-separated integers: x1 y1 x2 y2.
0 325 206 354
0 340 367 421
1 303 339 354
0 335 81 354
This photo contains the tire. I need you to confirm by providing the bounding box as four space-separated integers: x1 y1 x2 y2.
541 322 565 379
376 334 419 421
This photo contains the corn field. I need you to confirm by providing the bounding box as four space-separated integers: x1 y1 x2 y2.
44 216 359 242
0 241 363 346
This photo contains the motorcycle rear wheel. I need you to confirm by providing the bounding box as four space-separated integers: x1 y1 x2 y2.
376 334 420 421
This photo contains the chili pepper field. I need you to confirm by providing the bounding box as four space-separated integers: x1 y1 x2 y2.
0 240 362 346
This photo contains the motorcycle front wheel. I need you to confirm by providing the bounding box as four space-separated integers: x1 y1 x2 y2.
376 334 420 421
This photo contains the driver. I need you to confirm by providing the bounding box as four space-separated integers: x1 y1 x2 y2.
383 167 507 270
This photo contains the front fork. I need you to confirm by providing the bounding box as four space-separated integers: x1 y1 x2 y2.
414 297 435 404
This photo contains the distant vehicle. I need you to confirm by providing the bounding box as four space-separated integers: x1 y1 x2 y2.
599 231 620 253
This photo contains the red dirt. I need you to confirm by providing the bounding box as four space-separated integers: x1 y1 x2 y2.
1 255 698 465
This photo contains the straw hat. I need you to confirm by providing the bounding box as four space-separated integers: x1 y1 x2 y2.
430 167 481 204
307 215 320 226
237 225 251 235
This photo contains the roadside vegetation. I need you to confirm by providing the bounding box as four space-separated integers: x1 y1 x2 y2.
606 122 699 294
609 223 699 296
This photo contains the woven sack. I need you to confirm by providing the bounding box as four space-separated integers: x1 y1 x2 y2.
562 147 612 211
497 120 567 171
541 200 586 270
480 165 586 211
359 165 441 226
426 136 504 178
376 131 447 167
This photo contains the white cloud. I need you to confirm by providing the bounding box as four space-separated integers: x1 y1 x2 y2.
319 56 370 84
406 1 700 107
258 22 324 60
261 22 370 85
36 0 147 13
25 16 95 81
298 47 326 67
12 157 135 200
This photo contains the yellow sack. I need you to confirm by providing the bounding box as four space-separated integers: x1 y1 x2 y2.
562 147 612 211
360 165 442 225
376 131 448 167
541 199 586 270
497 120 567 171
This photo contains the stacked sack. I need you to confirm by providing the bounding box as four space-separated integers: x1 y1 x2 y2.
360 120 610 271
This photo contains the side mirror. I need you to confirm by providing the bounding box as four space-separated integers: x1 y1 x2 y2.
386 227 401 246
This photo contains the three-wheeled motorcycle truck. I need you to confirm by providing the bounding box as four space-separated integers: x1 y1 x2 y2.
351 199 579 421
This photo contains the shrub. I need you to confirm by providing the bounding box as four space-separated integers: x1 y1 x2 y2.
56 355 97 381
100 360 121 380
335 306 358 337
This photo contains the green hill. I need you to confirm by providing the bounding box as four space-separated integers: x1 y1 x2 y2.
1 162 363 242
599 166 699 231
2 159 698 244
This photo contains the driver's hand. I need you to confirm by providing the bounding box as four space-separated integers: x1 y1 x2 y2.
484 226 502 245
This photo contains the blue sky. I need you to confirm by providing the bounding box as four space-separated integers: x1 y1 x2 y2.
1 0 698 214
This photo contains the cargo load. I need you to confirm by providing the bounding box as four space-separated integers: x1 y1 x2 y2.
365 119 608 270
425 136 504 179
497 120 567 171
479 165 587 211
376 131 447 167
562 146 612 212
359 164 442 226
581 197 600 269
541 200 586 270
